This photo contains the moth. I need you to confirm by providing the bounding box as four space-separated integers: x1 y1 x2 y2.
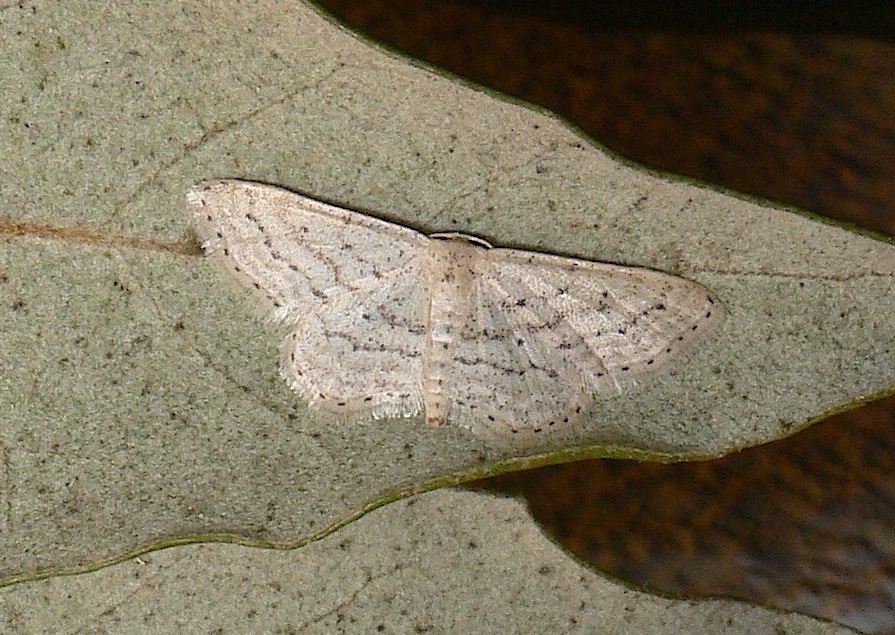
189 180 723 436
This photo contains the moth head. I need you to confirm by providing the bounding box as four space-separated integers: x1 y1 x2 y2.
428 232 493 250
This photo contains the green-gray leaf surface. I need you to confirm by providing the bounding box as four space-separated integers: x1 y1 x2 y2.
0 0 891 630
0 489 859 635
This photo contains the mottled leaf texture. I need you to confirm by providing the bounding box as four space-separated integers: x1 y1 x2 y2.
189 180 723 436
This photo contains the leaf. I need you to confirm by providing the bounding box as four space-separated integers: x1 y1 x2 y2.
0 489 859 634
0 2 891 631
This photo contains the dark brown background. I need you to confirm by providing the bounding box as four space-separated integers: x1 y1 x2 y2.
312 1 895 631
